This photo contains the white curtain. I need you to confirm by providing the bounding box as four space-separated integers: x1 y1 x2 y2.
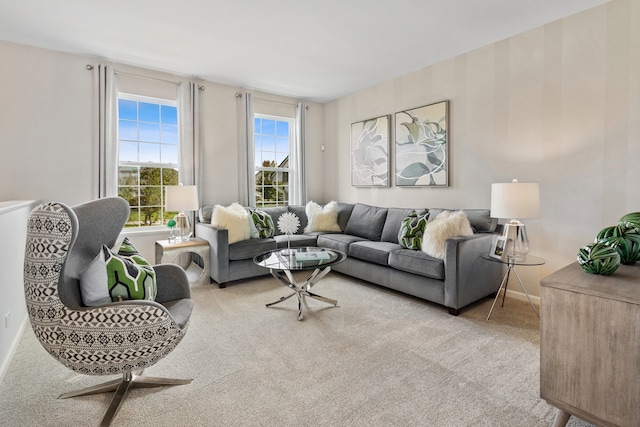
237 92 255 206
178 82 201 230
290 103 307 205
96 64 118 198
178 82 200 188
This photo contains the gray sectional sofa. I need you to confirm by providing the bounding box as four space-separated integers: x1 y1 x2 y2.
195 202 504 315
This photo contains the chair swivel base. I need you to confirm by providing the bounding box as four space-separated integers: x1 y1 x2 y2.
59 370 192 427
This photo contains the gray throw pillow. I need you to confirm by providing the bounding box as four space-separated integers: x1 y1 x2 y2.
344 203 388 241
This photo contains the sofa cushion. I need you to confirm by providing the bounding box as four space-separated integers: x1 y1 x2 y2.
317 233 366 255
344 203 388 241
211 203 251 244
305 201 342 232
199 205 214 223
229 238 277 261
398 211 429 249
381 208 428 243
349 241 402 266
261 206 289 235
428 208 496 233
336 203 355 231
275 234 318 248
388 249 445 280
422 210 474 259
287 205 309 233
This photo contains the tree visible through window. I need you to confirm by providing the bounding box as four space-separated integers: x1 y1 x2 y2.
254 115 292 207
117 96 180 227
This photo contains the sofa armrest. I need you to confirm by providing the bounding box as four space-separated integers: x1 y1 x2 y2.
196 222 229 284
443 234 503 310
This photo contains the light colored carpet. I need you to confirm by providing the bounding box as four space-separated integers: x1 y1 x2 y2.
0 272 594 427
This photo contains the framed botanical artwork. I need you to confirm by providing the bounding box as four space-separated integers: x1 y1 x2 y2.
394 100 449 187
351 115 390 187
489 236 508 260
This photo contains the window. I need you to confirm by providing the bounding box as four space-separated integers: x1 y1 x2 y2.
254 115 293 207
117 95 180 228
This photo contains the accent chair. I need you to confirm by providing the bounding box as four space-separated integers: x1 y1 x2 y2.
23 198 193 426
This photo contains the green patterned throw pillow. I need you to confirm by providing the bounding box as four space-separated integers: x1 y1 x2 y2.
398 211 429 250
80 237 157 306
251 209 275 238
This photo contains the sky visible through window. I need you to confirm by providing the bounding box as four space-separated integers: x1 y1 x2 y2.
118 99 178 164
254 117 289 167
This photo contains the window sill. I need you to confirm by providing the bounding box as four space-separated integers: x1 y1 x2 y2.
121 227 171 238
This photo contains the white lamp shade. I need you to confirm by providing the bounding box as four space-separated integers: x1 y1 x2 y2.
165 185 199 212
491 181 540 219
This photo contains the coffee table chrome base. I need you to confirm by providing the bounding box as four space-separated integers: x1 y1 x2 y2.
486 263 540 321
266 266 337 320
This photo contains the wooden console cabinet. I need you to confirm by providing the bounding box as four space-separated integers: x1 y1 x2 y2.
540 262 640 427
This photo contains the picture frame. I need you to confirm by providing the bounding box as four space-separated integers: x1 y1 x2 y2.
489 236 508 260
351 115 390 187
394 100 448 187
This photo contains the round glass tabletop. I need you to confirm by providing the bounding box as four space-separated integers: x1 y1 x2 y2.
481 254 546 266
253 247 346 271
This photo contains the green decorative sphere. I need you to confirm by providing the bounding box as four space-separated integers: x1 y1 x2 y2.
619 212 640 231
167 219 177 228
596 224 640 265
577 242 621 275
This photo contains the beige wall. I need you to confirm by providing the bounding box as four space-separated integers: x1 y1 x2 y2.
324 0 640 296
0 41 96 205
0 40 326 260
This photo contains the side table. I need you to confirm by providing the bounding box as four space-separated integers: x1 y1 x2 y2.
155 237 210 287
482 254 545 320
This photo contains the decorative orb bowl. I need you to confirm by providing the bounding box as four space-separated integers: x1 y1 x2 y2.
619 212 640 230
577 242 621 275
596 224 640 265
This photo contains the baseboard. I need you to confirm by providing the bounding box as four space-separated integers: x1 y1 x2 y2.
505 289 540 307
0 315 28 384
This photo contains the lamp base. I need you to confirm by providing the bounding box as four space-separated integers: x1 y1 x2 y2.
502 220 530 261
174 212 192 242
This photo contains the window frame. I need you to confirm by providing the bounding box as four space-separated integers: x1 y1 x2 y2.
116 93 181 231
253 114 295 208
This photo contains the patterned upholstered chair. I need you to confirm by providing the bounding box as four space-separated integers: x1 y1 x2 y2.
23 198 193 427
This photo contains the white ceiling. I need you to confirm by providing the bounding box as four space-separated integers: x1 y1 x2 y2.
0 0 609 103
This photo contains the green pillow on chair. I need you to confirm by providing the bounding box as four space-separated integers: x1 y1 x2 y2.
80 238 157 306
398 211 429 250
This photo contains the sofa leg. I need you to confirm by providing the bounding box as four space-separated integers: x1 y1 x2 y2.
219 283 227 289
448 307 461 316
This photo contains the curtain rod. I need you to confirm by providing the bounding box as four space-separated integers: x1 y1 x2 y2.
236 92 307 108
114 69 183 86
88 65 204 90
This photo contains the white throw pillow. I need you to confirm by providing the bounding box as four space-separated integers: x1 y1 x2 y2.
304 201 342 232
211 203 251 244
421 210 474 260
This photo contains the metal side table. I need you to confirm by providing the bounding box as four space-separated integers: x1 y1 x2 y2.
155 237 210 287
482 254 545 320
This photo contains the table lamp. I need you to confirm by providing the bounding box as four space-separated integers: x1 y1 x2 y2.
490 179 540 260
165 185 199 242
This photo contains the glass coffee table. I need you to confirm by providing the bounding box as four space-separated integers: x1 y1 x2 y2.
253 247 346 320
